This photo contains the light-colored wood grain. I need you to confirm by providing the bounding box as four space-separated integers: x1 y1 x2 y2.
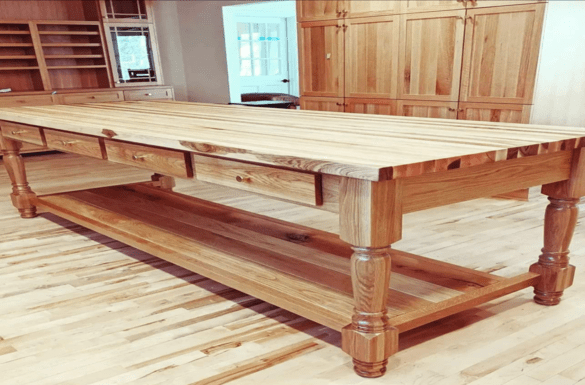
398 10 466 101
459 102 532 124
104 139 192 179
400 0 466 13
460 4 546 104
123 87 174 101
298 20 344 98
0 121 45 146
345 0 401 19
299 96 344 112
55 90 124 104
0 94 54 107
398 100 459 119
296 0 341 22
345 16 399 99
1 152 585 384
345 98 397 116
192 154 322 206
3 101 585 183
470 0 547 9
44 129 105 159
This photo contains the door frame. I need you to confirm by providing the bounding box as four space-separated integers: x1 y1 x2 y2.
222 1 298 104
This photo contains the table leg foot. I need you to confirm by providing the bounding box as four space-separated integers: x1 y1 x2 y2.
353 358 388 378
1 135 37 218
529 197 578 306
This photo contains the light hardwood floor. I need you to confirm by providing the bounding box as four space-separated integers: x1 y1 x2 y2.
1 153 584 385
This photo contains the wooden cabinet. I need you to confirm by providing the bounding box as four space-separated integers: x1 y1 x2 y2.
56 90 123 104
300 96 344 112
297 1 341 22
123 86 173 101
345 1 401 18
460 4 545 104
298 20 344 97
345 16 399 99
346 98 397 115
398 10 466 101
0 94 54 107
400 0 466 14
458 102 532 123
467 0 545 9
398 100 458 119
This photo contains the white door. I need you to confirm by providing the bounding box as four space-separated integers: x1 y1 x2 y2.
236 17 290 94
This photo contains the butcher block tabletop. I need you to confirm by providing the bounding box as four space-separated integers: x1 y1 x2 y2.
1 101 584 181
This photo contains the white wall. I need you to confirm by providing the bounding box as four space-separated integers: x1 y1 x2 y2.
153 0 286 104
531 1 585 127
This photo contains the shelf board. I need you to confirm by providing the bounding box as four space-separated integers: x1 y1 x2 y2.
0 55 36 59
42 43 102 47
35 182 539 334
0 66 40 71
38 31 99 36
44 54 103 59
0 43 34 47
47 65 108 70
0 31 30 35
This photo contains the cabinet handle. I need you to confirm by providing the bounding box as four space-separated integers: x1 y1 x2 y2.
11 130 27 135
459 109 465 112
235 175 251 183
448 108 456 112
343 24 348 31
145 93 152 96
60 140 80 146
342 10 348 16
90 96 96 99
132 154 148 160
336 102 344 106
466 16 474 24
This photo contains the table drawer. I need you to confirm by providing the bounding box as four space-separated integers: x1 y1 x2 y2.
105 140 191 178
192 155 322 206
123 88 173 101
0 95 54 107
0 122 45 146
45 129 105 159
56 91 124 105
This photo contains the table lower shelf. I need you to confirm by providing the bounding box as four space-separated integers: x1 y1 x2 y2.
35 182 540 333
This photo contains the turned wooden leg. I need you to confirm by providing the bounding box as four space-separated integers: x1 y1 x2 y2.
151 173 175 190
529 197 578 305
342 246 398 378
533 148 585 305
1 136 37 218
338 177 402 378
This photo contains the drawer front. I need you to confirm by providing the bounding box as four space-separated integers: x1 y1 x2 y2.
0 95 54 107
123 88 173 101
0 122 45 146
57 91 124 105
105 140 191 178
45 129 105 159
192 155 322 206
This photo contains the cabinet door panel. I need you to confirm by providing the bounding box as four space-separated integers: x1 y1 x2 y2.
401 0 466 13
297 0 341 22
460 4 545 104
468 0 545 9
345 1 401 18
398 100 458 119
300 97 345 112
399 11 466 101
299 21 344 97
345 16 399 99
458 102 531 123
346 98 397 115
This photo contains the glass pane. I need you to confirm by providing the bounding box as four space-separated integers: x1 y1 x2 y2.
266 23 280 61
110 26 156 83
239 41 250 59
253 59 268 76
269 59 280 76
240 60 252 76
237 23 249 41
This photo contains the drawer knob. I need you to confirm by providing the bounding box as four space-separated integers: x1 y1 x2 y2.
132 154 148 160
60 140 79 146
145 93 152 96
235 175 251 183
11 130 27 135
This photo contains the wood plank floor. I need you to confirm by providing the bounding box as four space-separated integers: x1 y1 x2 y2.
1 153 584 385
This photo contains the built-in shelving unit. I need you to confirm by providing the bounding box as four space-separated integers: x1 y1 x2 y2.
0 22 44 91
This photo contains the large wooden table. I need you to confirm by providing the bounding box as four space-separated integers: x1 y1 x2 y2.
1 101 584 378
